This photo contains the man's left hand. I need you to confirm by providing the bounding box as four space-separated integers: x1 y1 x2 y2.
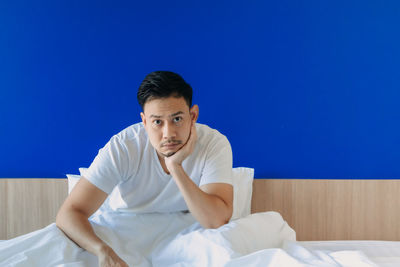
165 123 197 171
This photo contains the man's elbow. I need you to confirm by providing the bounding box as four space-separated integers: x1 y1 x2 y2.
55 204 79 230
202 217 229 229
55 207 67 230
203 209 232 229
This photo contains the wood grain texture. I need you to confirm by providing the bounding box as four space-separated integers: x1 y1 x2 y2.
251 179 400 241
1 179 67 240
0 180 6 240
2 178 400 241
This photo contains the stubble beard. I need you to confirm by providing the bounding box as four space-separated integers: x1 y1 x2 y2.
160 140 182 158
162 151 176 157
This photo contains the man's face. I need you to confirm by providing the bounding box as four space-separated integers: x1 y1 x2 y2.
140 96 198 158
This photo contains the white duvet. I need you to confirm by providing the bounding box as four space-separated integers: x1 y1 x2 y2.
0 211 378 267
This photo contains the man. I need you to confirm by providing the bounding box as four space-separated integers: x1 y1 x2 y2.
56 71 233 266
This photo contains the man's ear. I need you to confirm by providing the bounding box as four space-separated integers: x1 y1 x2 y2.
140 112 146 126
190 104 199 123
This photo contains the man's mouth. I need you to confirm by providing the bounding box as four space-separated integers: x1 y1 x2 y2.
163 144 179 149
162 141 181 148
159 142 182 157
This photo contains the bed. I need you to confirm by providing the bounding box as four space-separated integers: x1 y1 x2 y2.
1 171 400 266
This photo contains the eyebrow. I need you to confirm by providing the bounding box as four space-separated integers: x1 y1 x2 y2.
149 111 184 119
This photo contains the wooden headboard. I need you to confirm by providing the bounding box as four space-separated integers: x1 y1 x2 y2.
1 178 400 241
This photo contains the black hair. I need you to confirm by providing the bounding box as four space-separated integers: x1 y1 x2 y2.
137 71 193 110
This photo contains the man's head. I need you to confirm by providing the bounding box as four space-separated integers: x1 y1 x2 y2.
137 71 193 110
138 71 199 158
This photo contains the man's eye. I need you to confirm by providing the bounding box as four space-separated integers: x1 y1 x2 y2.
173 117 182 123
153 120 162 125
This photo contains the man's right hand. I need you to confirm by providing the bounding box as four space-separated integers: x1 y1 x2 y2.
97 245 129 267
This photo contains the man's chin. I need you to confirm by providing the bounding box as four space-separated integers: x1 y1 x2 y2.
159 144 183 158
162 151 176 157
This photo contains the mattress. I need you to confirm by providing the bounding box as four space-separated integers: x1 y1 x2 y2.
299 240 400 267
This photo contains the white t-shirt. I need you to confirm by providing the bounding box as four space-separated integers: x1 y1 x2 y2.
83 122 233 213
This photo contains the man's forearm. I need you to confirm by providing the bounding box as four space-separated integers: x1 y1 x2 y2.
169 165 231 228
56 209 109 256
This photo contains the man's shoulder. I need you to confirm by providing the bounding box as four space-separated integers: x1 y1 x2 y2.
105 122 148 153
192 123 232 165
114 122 146 141
196 123 229 145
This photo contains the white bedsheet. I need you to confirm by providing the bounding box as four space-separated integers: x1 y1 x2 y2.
0 211 380 267
299 241 400 267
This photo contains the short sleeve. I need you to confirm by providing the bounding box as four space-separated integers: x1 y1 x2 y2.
199 134 233 186
83 136 130 194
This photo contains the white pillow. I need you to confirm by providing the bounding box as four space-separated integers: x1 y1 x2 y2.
231 167 254 221
66 174 81 194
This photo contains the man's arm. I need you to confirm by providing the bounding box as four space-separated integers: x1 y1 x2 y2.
165 123 233 229
56 177 128 267
169 165 233 228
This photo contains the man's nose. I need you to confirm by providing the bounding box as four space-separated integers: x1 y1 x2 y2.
163 123 176 139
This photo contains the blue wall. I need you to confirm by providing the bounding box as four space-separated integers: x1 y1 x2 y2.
1 1 399 178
